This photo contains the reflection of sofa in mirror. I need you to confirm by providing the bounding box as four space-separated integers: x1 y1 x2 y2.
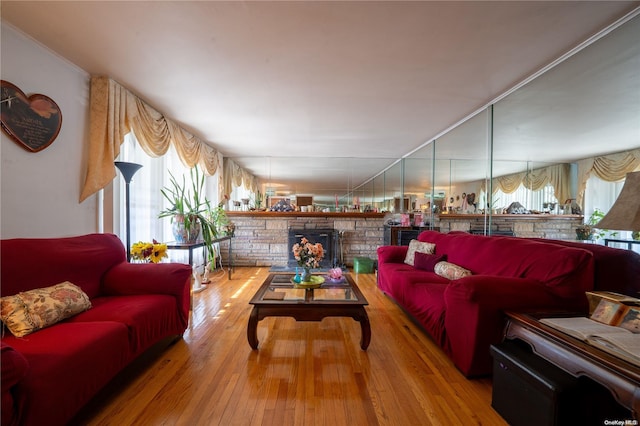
377 230 595 377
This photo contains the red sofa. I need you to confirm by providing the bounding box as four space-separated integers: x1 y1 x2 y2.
1 233 192 426
530 238 640 297
377 230 595 377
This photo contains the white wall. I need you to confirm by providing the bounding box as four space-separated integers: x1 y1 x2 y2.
1 23 97 239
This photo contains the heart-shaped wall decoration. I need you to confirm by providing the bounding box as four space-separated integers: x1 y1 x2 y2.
1 80 62 153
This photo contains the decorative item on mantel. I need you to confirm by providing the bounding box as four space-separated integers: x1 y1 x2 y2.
292 237 325 284
270 198 295 212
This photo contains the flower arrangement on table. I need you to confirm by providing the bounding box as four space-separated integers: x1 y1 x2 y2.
131 240 168 263
292 237 324 268
292 237 324 282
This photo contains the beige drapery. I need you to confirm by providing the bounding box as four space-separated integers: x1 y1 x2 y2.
80 76 221 202
222 158 258 198
490 163 570 205
576 148 640 206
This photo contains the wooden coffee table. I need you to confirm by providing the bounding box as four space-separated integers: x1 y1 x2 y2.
247 273 370 350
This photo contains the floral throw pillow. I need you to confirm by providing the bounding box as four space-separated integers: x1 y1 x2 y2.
404 239 436 266
434 261 472 280
0 281 92 337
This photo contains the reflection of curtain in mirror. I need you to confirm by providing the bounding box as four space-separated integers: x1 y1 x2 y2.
576 148 640 206
223 158 258 200
488 164 570 204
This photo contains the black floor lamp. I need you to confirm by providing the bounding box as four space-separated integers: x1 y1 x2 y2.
114 161 143 261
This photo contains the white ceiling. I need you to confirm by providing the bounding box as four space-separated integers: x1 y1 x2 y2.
2 1 639 202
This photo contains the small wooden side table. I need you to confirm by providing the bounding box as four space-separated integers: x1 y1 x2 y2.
504 311 640 419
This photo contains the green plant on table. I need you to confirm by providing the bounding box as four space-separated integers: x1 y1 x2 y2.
158 166 218 260
577 208 618 241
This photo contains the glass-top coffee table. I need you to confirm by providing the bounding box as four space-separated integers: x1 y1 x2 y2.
247 273 370 350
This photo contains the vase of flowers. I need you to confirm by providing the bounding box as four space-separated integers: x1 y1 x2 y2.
291 237 324 282
130 240 168 263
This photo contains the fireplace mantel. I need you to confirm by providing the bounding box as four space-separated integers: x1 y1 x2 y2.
221 212 385 268
226 211 385 219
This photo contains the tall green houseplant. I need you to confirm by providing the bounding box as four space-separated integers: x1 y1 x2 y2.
158 166 218 260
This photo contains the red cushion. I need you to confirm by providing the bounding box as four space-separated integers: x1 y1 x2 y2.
2 322 130 426
414 252 446 272
67 295 183 355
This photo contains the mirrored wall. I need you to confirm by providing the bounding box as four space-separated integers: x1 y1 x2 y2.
347 12 639 229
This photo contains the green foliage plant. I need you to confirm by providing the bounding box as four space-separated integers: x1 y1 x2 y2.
576 208 618 241
158 166 218 260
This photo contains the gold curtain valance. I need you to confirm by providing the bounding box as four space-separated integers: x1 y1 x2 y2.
491 163 570 204
80 76 221 202
223 158 258 198
576 148 640 206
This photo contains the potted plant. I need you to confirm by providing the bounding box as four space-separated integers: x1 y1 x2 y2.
208 198 235 237
158 166 218 260
575 208 617 241
251 190 264 210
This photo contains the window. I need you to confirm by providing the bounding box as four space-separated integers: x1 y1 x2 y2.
493 183 558 213
584 175 630 244
114 132 220 261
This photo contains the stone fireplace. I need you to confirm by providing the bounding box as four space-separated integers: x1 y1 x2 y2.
287 228 338 269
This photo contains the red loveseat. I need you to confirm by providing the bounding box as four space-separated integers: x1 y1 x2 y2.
1 233 192 426
377 230 595 377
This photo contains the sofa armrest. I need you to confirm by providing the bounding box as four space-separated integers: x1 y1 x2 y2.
2 342 29 426
102 262 192 326
377 245 408 264
102 262 191 296
442 275 587 376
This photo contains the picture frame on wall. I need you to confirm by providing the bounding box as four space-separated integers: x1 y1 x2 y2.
1 80 62 153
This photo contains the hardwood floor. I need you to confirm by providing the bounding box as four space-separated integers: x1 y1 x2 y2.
75 267 507 425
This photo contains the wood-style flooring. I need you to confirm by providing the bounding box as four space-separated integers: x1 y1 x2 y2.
74 267 507 425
